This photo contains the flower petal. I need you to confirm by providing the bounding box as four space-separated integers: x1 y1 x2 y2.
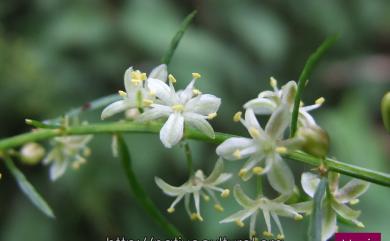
124 66 133 94
242 108 263 132
216 137 254 160
137 104 171 122
334 179 369 203
148 64 168 81
179 79 196 103
322 197 337 241
301 172 320 198
148 78 175 104
155 177 184 196
267 155 295 194
265 105 290 139
331 199 361 221
183 112 215 138
185 94 221 115
220 209 255 223
159 113 184 148
49 160 68 181
243 98 277 115
291 201 313 213
233 185 256 208
101 100 133 120
280 81 297 106
213 173 232 186
205 158 224 183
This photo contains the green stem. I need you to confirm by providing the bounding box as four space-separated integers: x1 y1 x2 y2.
161 10 197 65
290 35 339 137
256 175 263 198
183 140 194 176
0 122 389 187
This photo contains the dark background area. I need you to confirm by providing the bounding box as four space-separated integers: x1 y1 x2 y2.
0 0 389 240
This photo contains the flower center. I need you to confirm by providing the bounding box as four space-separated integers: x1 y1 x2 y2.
172 104 184 112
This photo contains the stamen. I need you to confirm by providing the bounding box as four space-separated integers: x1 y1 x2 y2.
356 222 365 228
192 72 201 79
233 149 241 159
72 162 80 170
167 207 175 213
221 189 230 198
203 194 210 202
190 213 203 222
263 231 273 237
277 234 285 239
275 146 287 154
239 168 247 178
235 220 245 228
349 199 359 205
149 90 156 96
270 77 278 89
300 101 304 107
207 112 217 120
252 166 264 175
83 147 91 157
141 72 147 80
168 74 177 83
294 214 303 221
143 99 154 107
315 97 325 105
172 104 184 112
118 90 127 97
192 89 202 95
233 111 242 122
249 127 260 138
214 204 224 212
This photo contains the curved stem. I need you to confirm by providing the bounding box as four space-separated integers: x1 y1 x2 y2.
0 121 389 187
183 140 194 176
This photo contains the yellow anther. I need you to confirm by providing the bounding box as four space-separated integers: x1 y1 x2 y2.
252 166 264 175
190 213 203 222
315 97 325 105
233 149 241 159
192 72 201 79
168 74 177 83
356 222 365 228
300 101 304 107
239 168 247 178
131 78 142 85
72 162 80 170
143 99 154 107
294 214 303 221
25 119 33 125
149 90 156 96
249 127 260 138
203 195 210 202
192 88 202 95
233 111 242 122
221 189 230 198
235 220 245 228
270 77 278 88
214 204 224 212
118 90 127 97
263 231 273 237
141 72 147 80
349 199 360 205
167 207 175 213
275 146 287 154
207 112 217 120
172 104 184 112
83 147 91 157
277 234 285 239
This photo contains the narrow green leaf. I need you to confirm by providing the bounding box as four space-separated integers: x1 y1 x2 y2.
161 10 197 65
290 35 339 137
308 177 327 241
4 156 55 218
25 118 60 129
116 134 183 238
381 92 390 132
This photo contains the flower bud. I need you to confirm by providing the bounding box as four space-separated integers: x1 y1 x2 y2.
381 92 390 132
298 125 330 158
20 142 45 165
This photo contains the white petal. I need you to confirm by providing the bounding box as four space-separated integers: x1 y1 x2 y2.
220 209 255 223
267 156 295 194
249 212 258 237
334 179 369 203
49 160 68 181
205 158 225 184
212 173 232 186
216 137 254 160
148 64 168 81
243 108 262 131
291 201 313 213
331 200 361 221
271 212 284 236
148 78 175 105
193 191 201 216
155 177 184 196
101 100 133 120
265 105 290 139
179 79 196 103
233 185 256 208
298 111 317 127
185 94 221 115
159 113 184 148
137 104 171 122
263 210 272 233
322 197 337 241
301 172 320 198
280 81 297 106
124 66 133 94
243 98 277 115
183 112 215 138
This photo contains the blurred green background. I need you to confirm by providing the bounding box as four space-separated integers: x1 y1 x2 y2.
0 0 389 240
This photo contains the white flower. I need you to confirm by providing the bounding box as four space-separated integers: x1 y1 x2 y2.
216 107 302 194
292 172 370 241
243 77 325 127
138 72 221 148
101 64 168 119
220 185 303 239
43 135 93 181
155 159 232 221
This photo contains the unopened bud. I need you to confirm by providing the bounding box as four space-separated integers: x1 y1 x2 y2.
298 125 330 158
20 142 45 165
381 92 390 132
